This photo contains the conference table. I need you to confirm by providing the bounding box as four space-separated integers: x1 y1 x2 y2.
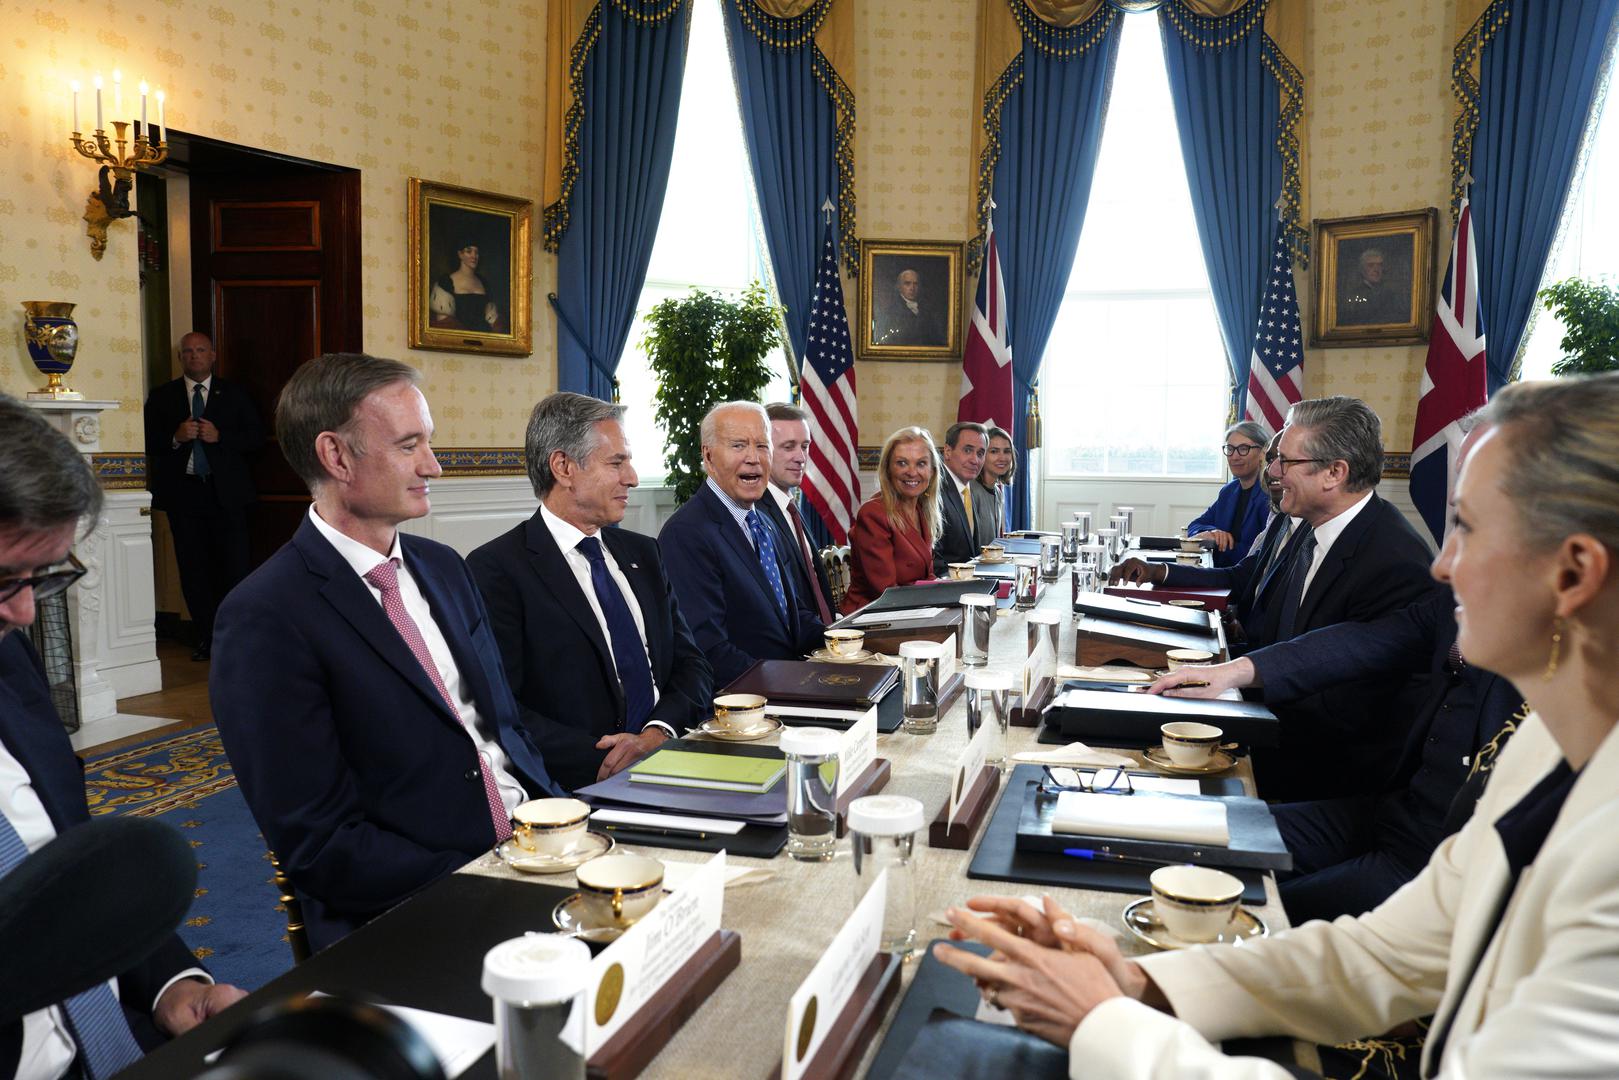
124 558 1308 1079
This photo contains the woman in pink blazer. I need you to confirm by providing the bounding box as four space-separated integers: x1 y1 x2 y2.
841 426 944 613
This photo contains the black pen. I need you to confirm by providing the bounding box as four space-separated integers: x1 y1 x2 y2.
601 824 708 840
1062 847 1171 867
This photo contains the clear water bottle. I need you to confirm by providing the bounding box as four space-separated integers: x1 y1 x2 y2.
847 795 925 957
964 669 1012 769
781 726 841 861
482 934 591 1080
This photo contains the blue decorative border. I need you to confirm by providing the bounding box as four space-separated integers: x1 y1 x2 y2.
92 453 147 490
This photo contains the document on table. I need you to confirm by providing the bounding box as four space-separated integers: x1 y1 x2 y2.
846 606 946 626
1051 791 1230 846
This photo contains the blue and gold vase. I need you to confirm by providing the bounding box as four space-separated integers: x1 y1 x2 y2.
22 301 82 400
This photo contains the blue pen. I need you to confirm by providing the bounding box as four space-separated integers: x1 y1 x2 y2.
1062 847 1171 868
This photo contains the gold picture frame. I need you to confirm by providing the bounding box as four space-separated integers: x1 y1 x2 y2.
857 238 965 361
1310 208 1438 348
408 178 533 356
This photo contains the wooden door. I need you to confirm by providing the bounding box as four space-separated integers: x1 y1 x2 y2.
190 166 362 565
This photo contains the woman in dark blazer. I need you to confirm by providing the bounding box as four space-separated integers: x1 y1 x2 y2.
977 424 1016 535
842 426 944 613
1186 420 1271 567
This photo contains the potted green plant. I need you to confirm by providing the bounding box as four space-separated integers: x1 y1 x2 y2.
1536 277 1619 376
641 281 783 503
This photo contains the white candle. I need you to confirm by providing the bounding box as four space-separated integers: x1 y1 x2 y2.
113 69 122 116
140 81 148 127
94 73 103 130
156 90 165 136
71 80 80 131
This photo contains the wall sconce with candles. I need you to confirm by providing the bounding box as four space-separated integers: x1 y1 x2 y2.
67 70 168 260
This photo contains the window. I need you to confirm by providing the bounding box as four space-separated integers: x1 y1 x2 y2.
1518 69 1619 381
615 0 790 483
1041 15 1229 479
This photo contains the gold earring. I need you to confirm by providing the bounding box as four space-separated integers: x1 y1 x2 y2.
1543 617 1566 681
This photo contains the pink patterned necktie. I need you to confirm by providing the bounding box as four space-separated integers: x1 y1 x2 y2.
363 558 512 841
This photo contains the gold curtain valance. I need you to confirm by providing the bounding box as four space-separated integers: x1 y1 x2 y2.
542 0 692 253
1449 0 1510 219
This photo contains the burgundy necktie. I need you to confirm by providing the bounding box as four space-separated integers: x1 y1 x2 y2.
364 558 512 841
787 501 834 623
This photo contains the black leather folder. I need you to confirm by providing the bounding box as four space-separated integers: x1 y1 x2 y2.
1045 685 1280 748
1073 591 1216 632
836 579 998 616
1013 789 1292 871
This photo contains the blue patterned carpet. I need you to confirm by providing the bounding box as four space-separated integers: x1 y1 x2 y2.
84 728 293 991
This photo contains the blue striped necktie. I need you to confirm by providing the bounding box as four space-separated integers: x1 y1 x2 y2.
0 811 145 1078
577 536 655 732
746 509 790 624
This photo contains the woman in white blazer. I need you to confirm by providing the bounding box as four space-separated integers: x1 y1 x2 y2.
935 373 1619 1079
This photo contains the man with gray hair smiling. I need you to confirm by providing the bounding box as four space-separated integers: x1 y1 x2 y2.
660 400 827 686
467 392 711 791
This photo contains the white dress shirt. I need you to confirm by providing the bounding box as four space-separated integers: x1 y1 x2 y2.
537 503 669 735
2 743 209 1080
1301 489 1373 596
307 508 528 814
175 375 212 475
707 477 759 548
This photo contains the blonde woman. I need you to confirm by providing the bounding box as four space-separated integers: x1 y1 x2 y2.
841 427 944 613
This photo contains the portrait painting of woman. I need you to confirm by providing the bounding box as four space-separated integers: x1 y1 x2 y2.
408 178 532 356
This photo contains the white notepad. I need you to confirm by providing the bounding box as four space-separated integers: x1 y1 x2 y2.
1051 791 1229 846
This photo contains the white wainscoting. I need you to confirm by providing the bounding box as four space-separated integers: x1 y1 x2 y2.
398 477 685 556
70 490 164 746
1038 473 1226 537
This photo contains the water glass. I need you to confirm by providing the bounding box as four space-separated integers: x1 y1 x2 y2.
964 669 1013 769
848 796 925 957
781 727 841 861
899 640 944 734
960 593 995 667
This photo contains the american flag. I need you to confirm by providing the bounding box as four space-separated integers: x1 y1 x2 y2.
1243 230 1306 431
1410 197 1487 544
800 222 861 544
958 214 1013 429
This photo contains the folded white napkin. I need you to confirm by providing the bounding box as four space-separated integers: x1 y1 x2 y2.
1013 742 1135 768
1050 791 1229 846
1057 664 1152 684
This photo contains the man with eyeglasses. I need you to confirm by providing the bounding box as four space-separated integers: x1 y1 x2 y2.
1 396 245 1079
1111 396 1435 800
1184 421 1272 568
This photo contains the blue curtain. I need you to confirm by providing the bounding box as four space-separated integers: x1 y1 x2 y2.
1159 17 1283 418
554 3 692 400
721 2 847 362
991 26 1124 530
1469 0 1618 393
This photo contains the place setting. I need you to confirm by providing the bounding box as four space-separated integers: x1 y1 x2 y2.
1121 864 1268 950
552 853 671 944
495 797 615 874
1139 722 1240 776
807 627 879 665
694 692 784 741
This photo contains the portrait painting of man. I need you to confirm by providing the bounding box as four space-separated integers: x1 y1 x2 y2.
1311 208 1436 348
857 239 964 359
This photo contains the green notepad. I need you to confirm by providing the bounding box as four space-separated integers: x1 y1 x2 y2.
626 749 787 793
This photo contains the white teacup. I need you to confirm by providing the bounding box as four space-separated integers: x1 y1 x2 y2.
1150 864 1243 942
824 628 866 657
576 854 665 928
1165 648 1215 671
1160 721 1223 767
947 562 976 581
512 797 591 856
712 693 767 732
979 544 1006 562
1179 537 1204 553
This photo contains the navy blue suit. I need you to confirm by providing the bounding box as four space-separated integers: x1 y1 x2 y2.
210 517 561 951
1186 476 1270 568
467 512 712 792
1250 588 1526 921
659 483 825 688
1167 492 1437 799
0 634 201 1067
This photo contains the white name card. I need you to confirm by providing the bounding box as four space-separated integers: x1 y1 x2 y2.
566 850 726 1056
937 632 959 686
834 708 877 798
782 869 888 1080
947 714 995 830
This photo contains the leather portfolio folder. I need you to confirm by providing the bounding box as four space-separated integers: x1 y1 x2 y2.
1013 788 1292 871
1073 592 1216 633
1045 685 1280 747
1075 614 1221 667
836 579 997 616
724 658 899 707
838 607 966 658
1104 583 1231 612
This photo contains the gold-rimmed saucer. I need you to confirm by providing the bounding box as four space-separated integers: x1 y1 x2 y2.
496 829 614 875
808 646 876 665
552 889 674 943
1140 746 1238 775
696 716 783 742
1122 897 1266 950
976 555 1010 565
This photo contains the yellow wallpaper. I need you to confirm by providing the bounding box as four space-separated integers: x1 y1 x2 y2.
1304 0 1454 448
0 0 557 452
852 0 978 447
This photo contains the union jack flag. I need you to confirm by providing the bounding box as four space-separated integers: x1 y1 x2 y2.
1243 230 1305 431
958 214 1013 430
1410 197 1487 544
800 223 861 544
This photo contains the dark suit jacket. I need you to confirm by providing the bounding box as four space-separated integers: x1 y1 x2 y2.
756 489 834 619
466 512 712 792
660 483 825 688
934 474 998 575
0 634 201 1067
143 375 264 511
1167 492 1437 797
1251 587 1525 851
843 498 935 612
210 517 561 951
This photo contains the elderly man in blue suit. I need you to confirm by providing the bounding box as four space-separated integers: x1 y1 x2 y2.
661 401 826 687
211 354 562 951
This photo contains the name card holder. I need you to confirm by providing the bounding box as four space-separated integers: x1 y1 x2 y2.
770 953 903 1080
586 929 742 1080
833 758 892 838
1074 615 1223 670
927 764 1002 849
1009 677 1055 727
